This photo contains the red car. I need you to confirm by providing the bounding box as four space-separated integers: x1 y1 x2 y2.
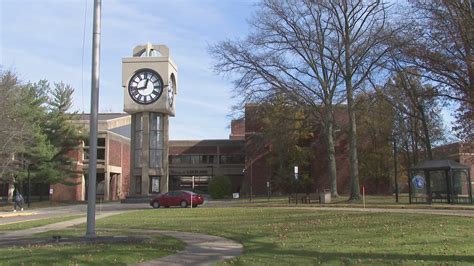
150 190 204 208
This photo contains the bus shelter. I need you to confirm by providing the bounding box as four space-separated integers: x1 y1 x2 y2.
409 160 472 204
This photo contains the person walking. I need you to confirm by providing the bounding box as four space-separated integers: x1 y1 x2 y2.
13 191 24 212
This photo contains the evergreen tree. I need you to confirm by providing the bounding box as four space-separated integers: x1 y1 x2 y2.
42 82 86 184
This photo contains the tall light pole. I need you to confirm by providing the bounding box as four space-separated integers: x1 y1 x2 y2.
86 0 101 238
393 138 399 203
250 159 253 202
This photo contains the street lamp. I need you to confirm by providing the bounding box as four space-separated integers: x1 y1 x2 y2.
27 164 32 208
393 138 399 203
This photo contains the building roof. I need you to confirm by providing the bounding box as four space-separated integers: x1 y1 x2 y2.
77 113 130 121
109 124 131 139
410 160 469 171
170 139 244 147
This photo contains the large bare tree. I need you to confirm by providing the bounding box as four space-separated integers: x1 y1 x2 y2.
322 0 395 200
210 0 345 197
399 0 473 140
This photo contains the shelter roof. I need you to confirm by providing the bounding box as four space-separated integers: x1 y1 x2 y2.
410 160 469 171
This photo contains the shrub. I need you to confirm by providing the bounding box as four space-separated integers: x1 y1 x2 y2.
208 175 232 199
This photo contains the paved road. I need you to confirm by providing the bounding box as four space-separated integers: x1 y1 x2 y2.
0 202 150 225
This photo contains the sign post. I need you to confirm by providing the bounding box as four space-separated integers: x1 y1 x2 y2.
362 186 366 209
191 176 195 209
294 166 298 205
266 181 270 200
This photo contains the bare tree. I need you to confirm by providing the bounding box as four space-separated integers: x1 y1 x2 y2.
322 0 395 200
210 0 345 197
398 0 473 140
382 64 448 160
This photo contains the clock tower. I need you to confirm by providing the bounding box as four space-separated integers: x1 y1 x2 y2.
122 43 177 197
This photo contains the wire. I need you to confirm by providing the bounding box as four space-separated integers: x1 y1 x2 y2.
81 0 88 113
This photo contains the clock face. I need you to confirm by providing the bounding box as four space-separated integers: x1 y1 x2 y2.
128 69 163 104
168 77 174 108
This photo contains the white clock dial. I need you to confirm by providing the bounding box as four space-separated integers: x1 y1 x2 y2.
128 69 163 104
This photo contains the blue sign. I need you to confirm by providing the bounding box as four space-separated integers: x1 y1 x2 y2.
412 175 426 189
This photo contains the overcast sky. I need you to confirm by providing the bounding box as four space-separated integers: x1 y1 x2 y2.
1 0 257 140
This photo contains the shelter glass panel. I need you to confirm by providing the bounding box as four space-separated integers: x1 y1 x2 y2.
453 170 470 203
430 170 449 203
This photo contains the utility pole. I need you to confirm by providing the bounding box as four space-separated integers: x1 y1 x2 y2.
393 138 399 203
86 0 101 238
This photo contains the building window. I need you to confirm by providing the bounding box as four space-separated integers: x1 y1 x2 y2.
134 114 143 168
219 154 245 164
149 113 163 168
169 155 216 165
83 138 106 163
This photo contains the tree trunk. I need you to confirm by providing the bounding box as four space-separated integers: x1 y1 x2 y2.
347 82 361 201
325 107 338 197
344 12 360 201
418 103 433 159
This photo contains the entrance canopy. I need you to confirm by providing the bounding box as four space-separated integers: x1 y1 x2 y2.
409 160 472 204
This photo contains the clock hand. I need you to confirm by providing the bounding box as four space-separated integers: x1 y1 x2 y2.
137 80 147 90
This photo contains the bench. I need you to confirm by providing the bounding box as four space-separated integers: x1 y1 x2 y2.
300 193 320 204
288 193 320 204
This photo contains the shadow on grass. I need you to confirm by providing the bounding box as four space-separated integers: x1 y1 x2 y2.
0 237 183 265
244 239 474 264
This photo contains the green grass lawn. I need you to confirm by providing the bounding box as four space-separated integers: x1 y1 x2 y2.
0 215 84 231
1 207 473 264
94 208 474 265
0 232 184 265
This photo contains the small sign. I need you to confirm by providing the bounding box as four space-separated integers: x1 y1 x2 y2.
151 177 160 193
266 181 270 188
49 188 53 195
412 175 426 189
233 193 240 199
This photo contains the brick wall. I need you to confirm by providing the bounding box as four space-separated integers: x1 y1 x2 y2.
230 119 245 140
109 139 122 167
51 177 82 201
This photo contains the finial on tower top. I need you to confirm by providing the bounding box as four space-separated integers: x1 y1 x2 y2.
132 43 169 57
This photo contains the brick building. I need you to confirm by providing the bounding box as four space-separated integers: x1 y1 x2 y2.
50 113 131 201
433 142 474 191
5 109 471 201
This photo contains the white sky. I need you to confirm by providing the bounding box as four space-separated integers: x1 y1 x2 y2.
0 0 257 140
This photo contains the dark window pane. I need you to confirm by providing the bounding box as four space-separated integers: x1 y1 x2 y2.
97 148 105 160
98 138 106 147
